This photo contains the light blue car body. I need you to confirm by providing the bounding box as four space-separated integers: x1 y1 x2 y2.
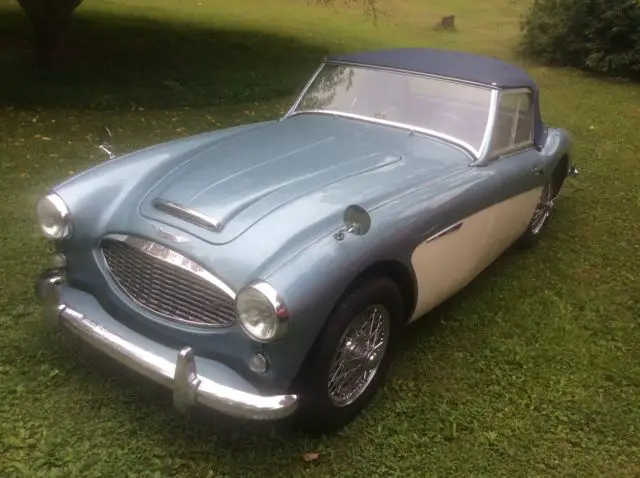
36 48 575 419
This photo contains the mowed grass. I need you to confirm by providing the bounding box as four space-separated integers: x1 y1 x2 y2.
1 0 639 476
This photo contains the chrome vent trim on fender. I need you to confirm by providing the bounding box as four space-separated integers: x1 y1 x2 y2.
425 221 463 243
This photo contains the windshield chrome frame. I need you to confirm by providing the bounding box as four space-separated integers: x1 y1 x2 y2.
475 88 500 164
283 61 500 161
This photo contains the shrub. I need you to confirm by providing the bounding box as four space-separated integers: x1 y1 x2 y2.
519 0 640 80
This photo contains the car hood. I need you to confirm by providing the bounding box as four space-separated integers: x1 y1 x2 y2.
137 115 466 246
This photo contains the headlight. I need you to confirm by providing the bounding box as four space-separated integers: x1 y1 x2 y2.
236 281 289 342
36 193 72 240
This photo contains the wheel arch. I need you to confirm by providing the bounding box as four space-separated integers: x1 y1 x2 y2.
288 258 417 393
313 257 419 336
343 259 418 323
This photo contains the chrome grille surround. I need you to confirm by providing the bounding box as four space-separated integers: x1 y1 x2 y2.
100 234 236 328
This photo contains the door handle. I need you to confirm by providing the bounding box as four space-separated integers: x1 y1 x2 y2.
532 164 544 176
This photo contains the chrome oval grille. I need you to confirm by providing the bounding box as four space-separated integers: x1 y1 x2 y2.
100 236 236 327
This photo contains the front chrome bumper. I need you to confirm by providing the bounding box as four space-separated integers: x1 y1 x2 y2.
35 269 299 421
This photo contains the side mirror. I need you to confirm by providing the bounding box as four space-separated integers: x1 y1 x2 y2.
334 204 371 241
97 126 116 160
343 204 371 236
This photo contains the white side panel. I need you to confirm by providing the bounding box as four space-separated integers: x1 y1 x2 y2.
485 185 543 261
409 187 542 322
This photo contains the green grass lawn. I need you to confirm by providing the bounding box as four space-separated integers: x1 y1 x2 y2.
1 0 639 476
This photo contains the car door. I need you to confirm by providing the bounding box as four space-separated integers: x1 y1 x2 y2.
482 88 546 260
408 88 543 321
409 169 503 321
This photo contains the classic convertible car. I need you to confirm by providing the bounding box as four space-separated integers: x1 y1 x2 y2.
35 48 577 434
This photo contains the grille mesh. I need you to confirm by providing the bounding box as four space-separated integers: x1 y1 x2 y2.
101 238 236 327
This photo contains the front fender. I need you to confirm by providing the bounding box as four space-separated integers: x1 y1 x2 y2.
259 204 421 389
256 166 496 389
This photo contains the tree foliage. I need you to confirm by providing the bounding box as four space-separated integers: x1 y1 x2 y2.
519 0 640 80
14 0 377 68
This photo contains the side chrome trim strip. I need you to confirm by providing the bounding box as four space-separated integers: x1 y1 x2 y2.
153 199 224 233
102 234 236 299
425 221 464 243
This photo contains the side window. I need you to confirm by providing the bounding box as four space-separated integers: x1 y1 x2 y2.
489 90 534 157
513 93 534 145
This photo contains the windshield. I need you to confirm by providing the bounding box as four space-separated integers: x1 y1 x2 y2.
293 63 493 153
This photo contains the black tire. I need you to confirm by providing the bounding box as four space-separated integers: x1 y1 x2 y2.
292 277 405 436
516 179 554 249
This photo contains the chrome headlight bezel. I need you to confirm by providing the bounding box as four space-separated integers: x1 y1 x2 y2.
36 193 72 240
235 281 289 343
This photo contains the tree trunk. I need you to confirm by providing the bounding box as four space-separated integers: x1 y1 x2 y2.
16 0 84 67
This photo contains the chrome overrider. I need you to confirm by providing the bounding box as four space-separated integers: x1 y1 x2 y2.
34 268 299 420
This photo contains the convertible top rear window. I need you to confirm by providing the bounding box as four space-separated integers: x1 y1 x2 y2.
293 63 493 153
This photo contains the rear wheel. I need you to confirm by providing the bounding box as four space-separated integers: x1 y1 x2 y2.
293 277 404 435
517 179 555 248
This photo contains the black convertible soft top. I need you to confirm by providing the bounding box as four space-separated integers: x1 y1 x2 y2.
326 48 544 149
327 47 536 90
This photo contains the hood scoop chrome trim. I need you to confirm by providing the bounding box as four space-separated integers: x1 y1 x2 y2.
153 199 224 233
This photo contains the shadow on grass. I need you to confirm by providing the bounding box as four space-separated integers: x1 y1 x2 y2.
0 9 330 110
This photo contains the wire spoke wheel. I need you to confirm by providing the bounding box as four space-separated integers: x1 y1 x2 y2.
327 304 391 407
531 182 554 235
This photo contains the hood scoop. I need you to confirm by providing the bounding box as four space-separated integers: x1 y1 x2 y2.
153 199 224 233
